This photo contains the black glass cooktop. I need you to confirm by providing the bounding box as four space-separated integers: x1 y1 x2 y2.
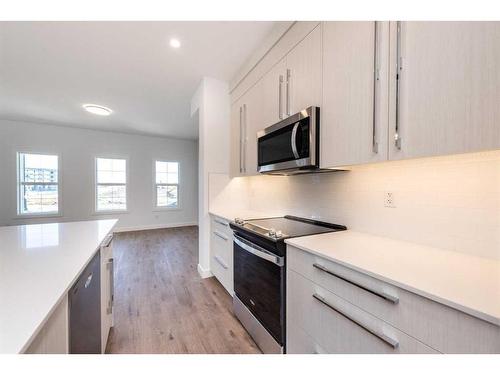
232 215 346 241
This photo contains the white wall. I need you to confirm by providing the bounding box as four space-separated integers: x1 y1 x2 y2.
0 119 198 230
216 150 500 261
191 77 230 277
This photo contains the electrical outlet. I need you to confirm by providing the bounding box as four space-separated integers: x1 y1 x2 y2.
384 192 396 208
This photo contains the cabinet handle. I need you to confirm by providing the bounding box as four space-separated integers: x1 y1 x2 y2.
84 273 93 289
214 255 228 270
213 230 228 241
312 263 399 303
214 218 229 227
372 21 379 154
107 258 114 314
102 234 113 248
286 68 291 116
239 106 243 173
278 75 284 119
243 104 247 173
394 21 403 150
312 293 399 349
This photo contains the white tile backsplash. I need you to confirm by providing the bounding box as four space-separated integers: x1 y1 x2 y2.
232 150 500 260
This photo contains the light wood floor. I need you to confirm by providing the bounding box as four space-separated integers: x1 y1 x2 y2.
105 226 260 354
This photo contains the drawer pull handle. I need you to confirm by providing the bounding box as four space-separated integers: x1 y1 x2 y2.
214 218 229 227
213 231 229 241
312 293 399 349
214 255 228 269
312 263 399 304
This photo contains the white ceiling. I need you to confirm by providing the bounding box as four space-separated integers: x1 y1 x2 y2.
0 21 277 139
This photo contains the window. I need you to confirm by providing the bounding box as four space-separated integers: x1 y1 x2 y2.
155 161 179 208
95 157 127 212
17 152 59 215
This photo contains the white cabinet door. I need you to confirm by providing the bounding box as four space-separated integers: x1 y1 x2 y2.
286 25 322 115
321 21 389 168
229 98 243 177
100 237 113 353
25 296 68 354
230 86 262 177
242 81 262 176
260 58 286 129
389 21 500 160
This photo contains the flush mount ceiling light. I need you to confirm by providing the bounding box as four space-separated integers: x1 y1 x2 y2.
169 38 181 48
83 104 113 116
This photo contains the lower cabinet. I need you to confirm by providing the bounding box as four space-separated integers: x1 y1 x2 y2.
286 245 500 354
100 235 114 353
25 296 69 354
25 237 115 354
287 270 437 354
210 215 234 295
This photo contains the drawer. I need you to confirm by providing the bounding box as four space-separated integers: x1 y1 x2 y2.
211 215 233 237
287 270 438 354
288 245 500 353
210 251 232 295
287 322 327 354
211 228 232 264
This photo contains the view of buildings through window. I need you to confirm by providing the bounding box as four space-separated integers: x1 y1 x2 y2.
17 153 59 214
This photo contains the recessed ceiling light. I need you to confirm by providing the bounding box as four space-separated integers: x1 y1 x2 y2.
169 38 181 48
83 104 112 116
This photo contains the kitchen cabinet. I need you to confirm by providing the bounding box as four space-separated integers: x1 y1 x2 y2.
229 84 262 177
259 25 322 126
260 58 286 129
285 24 322 115
100 234 114 353
389 21 500 160
287 244 500 353
209 215 234 295
25 296 69 354
229 25 323 177
321 21 389 168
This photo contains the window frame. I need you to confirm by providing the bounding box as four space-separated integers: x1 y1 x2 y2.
153 159 181 211
16 151 62 218
94 155 129 214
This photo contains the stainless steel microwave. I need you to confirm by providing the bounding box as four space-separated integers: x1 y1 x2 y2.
257 106 328 175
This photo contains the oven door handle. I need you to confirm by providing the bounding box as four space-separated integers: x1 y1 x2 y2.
291 121 300 159
234 234 284 267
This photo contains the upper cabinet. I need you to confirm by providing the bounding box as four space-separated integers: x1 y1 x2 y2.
260 58 286 129
389 21 500 160
231 21 500 175
285 25 322 115
230 23 323 177
230 83 262 177
321 22 389 168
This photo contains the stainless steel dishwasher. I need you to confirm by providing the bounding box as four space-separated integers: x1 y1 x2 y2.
69 251 101 354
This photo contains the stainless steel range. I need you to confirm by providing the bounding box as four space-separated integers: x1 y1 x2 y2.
229 215 346 353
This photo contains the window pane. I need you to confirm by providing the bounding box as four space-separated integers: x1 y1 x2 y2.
21 153 58 183
20 184 58 214
97 185 126 211
156 161 178 184
96 158 126 183
157 185 178 208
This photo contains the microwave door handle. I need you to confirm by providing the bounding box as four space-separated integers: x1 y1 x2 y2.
291 121 300 159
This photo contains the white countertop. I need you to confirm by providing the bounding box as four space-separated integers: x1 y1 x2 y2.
209 208 282 222
0 219 117 353
286 230 500 326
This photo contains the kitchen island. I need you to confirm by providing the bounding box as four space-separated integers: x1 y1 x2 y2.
0 219 117 353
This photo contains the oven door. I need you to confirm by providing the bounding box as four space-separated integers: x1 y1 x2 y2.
233 233 285 345
257 106 319 173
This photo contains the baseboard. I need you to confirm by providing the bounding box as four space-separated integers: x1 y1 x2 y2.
113 221 198 233
197 263 213 278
